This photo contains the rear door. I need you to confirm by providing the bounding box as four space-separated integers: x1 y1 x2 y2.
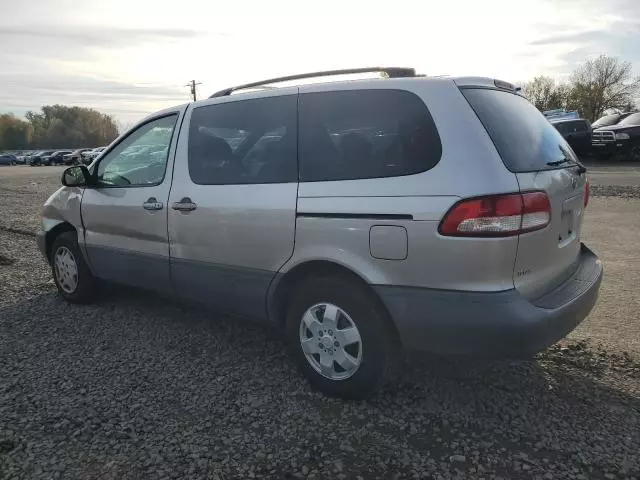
462 88 588 299
168 91 298 320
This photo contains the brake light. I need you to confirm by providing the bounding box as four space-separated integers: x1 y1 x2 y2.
439 192 551 237
584 180 590 207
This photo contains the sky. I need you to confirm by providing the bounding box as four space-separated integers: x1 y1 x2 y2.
1 0 639 127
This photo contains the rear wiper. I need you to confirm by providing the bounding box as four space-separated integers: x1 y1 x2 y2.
546 158 587 174
546 159 569 166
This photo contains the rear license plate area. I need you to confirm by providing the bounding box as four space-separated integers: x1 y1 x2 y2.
558 210 577 245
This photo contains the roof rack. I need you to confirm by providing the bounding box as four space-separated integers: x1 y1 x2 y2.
209 67 416 98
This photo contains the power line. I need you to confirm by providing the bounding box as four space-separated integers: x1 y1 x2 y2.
185 80 202 101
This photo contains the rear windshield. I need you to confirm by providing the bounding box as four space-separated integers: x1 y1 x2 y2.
462 88 577 172
554 120 589 134
570 120 589 132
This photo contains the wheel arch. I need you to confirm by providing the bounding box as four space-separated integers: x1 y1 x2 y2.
45 222 77 261
267 260 401 345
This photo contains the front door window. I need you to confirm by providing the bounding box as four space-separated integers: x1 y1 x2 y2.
96 115 177 187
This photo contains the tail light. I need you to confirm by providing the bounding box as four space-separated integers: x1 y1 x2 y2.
439 192 551 237
584 179 590 207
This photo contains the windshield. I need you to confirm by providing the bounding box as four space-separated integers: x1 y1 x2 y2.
462 88 578 172
619 113 640 126
592 114 620 128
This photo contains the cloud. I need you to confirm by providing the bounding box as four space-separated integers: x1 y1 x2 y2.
529 31 603 46
0 25 202 61
1 0 639 124
526 22 640 76
0 25 201 46
0 25 200 122
0 74 188 121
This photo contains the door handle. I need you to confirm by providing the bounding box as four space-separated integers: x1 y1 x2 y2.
143 197 164 211
171 197 197 212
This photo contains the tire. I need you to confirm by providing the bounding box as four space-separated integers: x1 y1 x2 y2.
50 231 97 303
285 275 399 399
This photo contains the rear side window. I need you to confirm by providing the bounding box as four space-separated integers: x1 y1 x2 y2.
553 123 568 135
188 95 297 185
555 120 589 134
462 88 577 172
569 120 589 132
299 89 441 182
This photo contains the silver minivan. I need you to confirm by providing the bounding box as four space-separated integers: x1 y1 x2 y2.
38 68 603 398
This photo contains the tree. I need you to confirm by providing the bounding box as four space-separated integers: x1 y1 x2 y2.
25 105 119 148
0 114 33 150
569 55 640 122
523 76 574 112
524 76 563 111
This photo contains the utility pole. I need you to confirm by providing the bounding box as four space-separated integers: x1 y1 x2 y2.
185 80 202 101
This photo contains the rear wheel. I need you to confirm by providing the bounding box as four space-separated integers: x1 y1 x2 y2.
285 275 398 399
50 231 97 303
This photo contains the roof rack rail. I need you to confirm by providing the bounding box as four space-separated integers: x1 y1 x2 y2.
209 67 416 98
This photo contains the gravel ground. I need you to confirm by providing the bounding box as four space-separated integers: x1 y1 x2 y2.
590 185 640 199
1 167 639 479
0 167 61 236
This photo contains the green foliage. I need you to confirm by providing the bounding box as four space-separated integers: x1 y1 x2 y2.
523 55 640 122
0 105 119 150
0 114 33 150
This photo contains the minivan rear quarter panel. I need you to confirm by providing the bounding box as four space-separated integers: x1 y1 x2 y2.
285 78 521 292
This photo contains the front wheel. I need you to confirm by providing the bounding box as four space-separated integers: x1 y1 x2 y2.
50 231 97 303
285 276 398 399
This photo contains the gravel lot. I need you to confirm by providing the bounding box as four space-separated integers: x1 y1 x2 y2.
1 166 639 480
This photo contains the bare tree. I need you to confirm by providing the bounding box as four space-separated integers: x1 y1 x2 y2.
523 76 571 112
570 55 640 121
524 76 558 111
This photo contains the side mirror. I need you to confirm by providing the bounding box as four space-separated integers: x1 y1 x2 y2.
61 165 91 187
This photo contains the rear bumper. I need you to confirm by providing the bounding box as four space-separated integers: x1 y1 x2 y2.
376 244 603 356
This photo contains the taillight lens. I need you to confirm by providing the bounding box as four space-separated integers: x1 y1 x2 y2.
584 180 590 207
439 192 551 237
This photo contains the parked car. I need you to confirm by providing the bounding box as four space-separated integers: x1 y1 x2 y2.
551 118 592 156
63 148 92 165
81 147 106 164
24 151 42 163
12 153 27 165
37 69 602 399
41 150 73 166
29 150 56 166
0 153 17 165
592 112 640 160
591 112 632 129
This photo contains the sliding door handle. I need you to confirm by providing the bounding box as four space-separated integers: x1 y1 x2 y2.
143 197 164 211
172 197 197 212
